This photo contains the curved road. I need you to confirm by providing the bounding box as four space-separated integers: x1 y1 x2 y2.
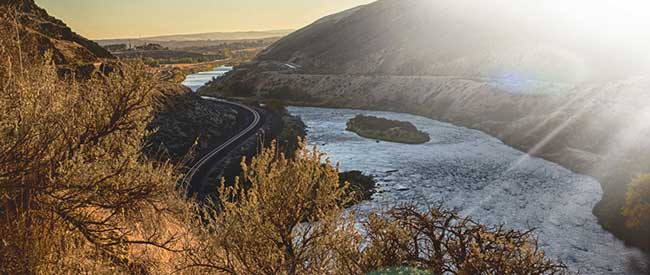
183 96 262 196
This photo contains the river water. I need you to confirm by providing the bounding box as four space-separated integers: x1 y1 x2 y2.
181 65 232 92
288 106 648 275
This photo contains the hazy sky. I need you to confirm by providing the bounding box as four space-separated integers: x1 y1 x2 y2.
35 0 375 39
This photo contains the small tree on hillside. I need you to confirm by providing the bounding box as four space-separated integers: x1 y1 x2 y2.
623 174 650 229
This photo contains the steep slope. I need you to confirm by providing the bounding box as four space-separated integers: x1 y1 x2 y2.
258 0 650 82
0 0 113 65
204 0 650 251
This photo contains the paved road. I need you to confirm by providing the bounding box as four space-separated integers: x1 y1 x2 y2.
183 96 262 196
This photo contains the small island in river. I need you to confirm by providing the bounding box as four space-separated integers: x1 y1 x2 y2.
346 115 430 144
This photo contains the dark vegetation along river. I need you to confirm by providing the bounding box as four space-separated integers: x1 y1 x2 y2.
288 106 648 275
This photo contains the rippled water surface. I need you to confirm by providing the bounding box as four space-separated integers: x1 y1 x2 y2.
289 106 648 275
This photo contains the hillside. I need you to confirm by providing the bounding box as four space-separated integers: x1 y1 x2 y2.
0 0 113 64
204 0 650 250
258 0 649 82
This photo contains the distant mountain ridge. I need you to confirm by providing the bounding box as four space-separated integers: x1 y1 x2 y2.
97 30 294 46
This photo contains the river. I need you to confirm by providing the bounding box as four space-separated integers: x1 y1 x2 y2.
181 65 232 92
288 106 648 275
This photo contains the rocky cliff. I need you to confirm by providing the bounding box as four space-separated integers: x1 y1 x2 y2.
204 0 650 250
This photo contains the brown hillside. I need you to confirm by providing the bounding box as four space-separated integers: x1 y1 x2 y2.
0 0 113 65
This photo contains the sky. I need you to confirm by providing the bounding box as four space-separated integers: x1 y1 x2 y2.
35 0 375 39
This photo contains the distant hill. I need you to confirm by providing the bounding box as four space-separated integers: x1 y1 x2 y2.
0 0 113 64
97 30 294 46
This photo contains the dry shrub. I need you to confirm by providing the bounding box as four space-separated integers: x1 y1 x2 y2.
181 141 360 275
355 206 568 275
0 21 189 274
